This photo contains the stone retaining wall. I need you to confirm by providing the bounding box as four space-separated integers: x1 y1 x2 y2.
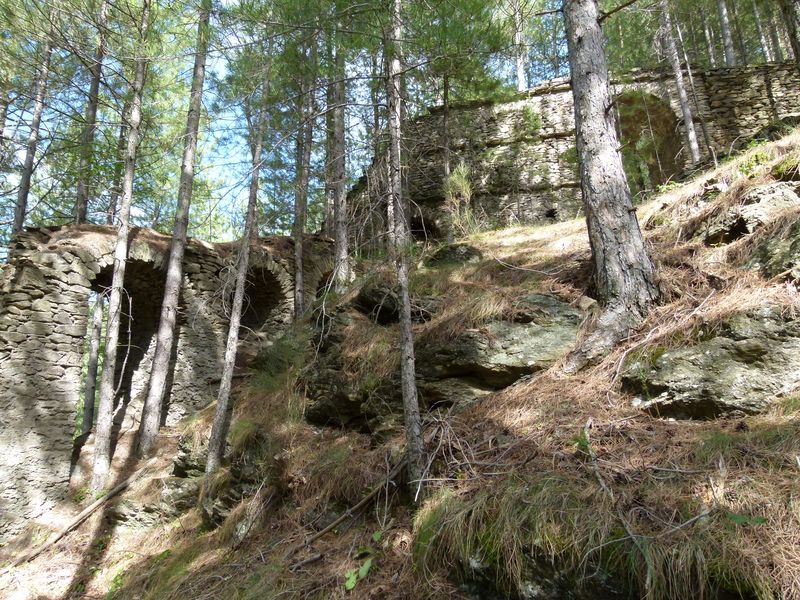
0 225 331 542
351 62 800 245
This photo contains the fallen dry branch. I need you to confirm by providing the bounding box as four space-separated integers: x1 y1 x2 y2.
6 457 159 569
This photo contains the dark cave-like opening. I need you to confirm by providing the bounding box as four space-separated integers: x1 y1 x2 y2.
239 266 283 335
615 91 683 198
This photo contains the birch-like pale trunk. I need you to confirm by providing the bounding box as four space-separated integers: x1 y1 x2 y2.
82 294 105 435
660 0 701 164
91 0 150 492
752 0 774 61
137 0 211 457
562 0 659 373
332 25 350 294
717 0 739 66
729 0 749 64
205 59 272 478
13 13 55 235
74 0 109 224
387 0 424 497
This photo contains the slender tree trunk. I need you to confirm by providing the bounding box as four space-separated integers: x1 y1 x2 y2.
677 22 718 166
752 0 773 61
91 0 150 492
717 0 739 66
323 47 335 238
660 0 701 164
513 0 527 91
74 0 109 224
387 0 424 498
778 0 800 66
702 12 719 66
765 1 786 61
137 0 211 457
332 25 350 294
562 0 659 373
205 57 272 479
292 37 316 320
730 0 749 64
0 88 8 163
82 294 105 435
13 14 55 235
107 103 129 226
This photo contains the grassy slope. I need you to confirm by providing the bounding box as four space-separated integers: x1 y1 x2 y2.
6 132 800 600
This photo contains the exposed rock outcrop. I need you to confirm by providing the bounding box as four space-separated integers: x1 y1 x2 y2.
623 307 800 418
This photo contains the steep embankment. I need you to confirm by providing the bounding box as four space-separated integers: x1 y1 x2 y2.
3 131 800 600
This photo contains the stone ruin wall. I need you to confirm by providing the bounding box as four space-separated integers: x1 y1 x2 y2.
351 62 800 245
0 225 332 542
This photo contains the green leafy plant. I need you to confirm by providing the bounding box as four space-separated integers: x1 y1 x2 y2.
522 105 542 136
344 557 373 591
443 162 482 237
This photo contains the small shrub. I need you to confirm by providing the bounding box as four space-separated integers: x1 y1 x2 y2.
522 105 542 136
443 162 482 237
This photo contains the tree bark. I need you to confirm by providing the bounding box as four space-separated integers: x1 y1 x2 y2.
13 13 55 235
205 56 272 478
74 0 109 224
513 0 528 91
332 24 350 294
137 0 211 457
730 0 749 64
752 0 773 61
82 293 104 435
660 0 701 164
91 0 151 492
292 35 316 320
676 22 718 166
716 0 739 66
107 103 129 225
0 88 8 164
765 1 786 61
562 0 659 373
702 12 719 67
778 0 800 66
387 0 424 498
323 41 335 238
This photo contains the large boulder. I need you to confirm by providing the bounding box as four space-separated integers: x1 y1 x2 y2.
416 294 581 388
622 307 800 418
704 182 800 245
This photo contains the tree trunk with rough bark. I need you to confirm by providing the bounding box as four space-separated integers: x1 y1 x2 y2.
717 0 739 66
91 0 151 492
387 0 425 498
74 0 109 224
0 88 8 163
82 294 105 435
205 58 272 479
13 14 55 235
562 0 659 373
292 36 316 320
107 104 129 225
660 0 701 164
332 25 350 294
137 0 211 457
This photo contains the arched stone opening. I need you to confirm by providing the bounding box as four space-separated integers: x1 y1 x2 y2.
86 259 168 432
615 91 683 198
239 265 288 342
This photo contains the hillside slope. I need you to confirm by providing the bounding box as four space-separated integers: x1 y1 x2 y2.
3 130 800 600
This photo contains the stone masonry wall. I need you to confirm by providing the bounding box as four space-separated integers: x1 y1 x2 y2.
0 225 331 542
351 62 800 246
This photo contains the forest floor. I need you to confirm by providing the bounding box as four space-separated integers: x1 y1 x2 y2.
2 130 800 600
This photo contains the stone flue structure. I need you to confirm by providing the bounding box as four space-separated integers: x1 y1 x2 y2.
351 62 800 245
0 225 331 542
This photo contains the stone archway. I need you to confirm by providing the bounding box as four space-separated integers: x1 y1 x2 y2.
614 91 684 198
